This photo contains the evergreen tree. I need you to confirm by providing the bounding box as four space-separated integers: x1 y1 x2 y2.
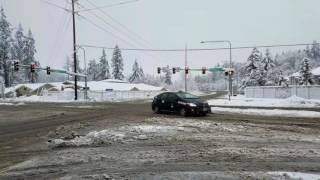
87 59 99 81
97 49 110 80
310 41 320 62
299 58 314 85
278 70 289 87
111 45 124 80
23 29 39 83
139 66 144 78
11 23 24 83
129 60 142 83
0 7 12 87
164 65 172 85
241 48 265 88
262 49 275 71
63 56 71 81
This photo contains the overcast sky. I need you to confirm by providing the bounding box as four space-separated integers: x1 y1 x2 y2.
2 0 320 75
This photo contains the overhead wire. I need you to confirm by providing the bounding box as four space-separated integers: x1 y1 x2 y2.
40 0 71 12
77 1 168 63
78 42 319 52
77 0 139 12
47 1 70 63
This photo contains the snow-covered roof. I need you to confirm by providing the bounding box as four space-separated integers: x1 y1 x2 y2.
101 79 127 83
5 80 164 93
77 81 163 91
291 66 320 77
312 67 320 75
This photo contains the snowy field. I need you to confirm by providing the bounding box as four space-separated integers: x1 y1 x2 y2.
208 95 320 108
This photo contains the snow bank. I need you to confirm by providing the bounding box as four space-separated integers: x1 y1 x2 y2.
211 107 320 118
268 172 320 180
208 95 320 108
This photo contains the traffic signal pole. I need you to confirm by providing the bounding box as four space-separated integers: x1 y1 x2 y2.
200 40 233 101
72 0 78 100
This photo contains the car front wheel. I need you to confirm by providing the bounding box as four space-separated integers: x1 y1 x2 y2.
179 108 187 117
153 106 160 114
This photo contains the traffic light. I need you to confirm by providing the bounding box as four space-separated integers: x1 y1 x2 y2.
157 67 161 74
14 61 19 71
202 67 206 74
224 68 235 76
185 67 189 74
172 67 176 74
46 66 51 75
31 64 35 73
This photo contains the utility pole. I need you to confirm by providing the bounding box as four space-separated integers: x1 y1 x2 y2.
200 40 233 101
185 44 188 92
72 0 78 100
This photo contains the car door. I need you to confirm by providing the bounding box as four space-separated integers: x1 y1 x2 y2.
166 93 179 112
159 93 169 111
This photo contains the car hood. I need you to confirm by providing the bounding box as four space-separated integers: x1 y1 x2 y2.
182 98 207 105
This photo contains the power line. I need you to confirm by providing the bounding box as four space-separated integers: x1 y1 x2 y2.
81 0 177 63
84 0 155 49
77 13 142 48
77 1 170 63
77 0 139 12
79 42 319 52
40 0 71 12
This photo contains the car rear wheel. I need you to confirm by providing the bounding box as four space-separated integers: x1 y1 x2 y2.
153 106 160 114
179 108 187 117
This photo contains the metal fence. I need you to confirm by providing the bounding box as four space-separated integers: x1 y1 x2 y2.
42 90 164 101
245 85 320 99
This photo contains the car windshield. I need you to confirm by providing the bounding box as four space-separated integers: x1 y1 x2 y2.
176 92 199 99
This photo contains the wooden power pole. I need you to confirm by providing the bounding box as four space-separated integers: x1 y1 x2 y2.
71 0 78 100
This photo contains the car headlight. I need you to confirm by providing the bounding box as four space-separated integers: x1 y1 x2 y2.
187 103 197 107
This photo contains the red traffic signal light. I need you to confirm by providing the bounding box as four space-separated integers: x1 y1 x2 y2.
14 61 19 71
185 67 189 74
157 67 161 74
46 66 51 75
202 67 206 74
31 64 36 73
172 67 176 74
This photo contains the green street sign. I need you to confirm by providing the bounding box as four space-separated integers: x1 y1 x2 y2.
208 67 224 72
51 69 67 73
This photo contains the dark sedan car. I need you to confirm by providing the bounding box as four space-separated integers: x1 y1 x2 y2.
152 92 211 116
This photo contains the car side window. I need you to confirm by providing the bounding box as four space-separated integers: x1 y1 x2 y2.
167 93 178 102
160 93 168 100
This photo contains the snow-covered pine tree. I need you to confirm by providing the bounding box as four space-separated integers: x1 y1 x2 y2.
63 56 71 80
11 23 24 83
111 45 124 80
261 49 276 85
87 59 99 81
299 58 314 85
23 29 39 83
262 49 275 71
278 70 289 87
241 48 264 88
97 49 110 80
139 65 144 79
0 7 12 87
310 41 320 63
164 65 172 85
129 60 142 83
